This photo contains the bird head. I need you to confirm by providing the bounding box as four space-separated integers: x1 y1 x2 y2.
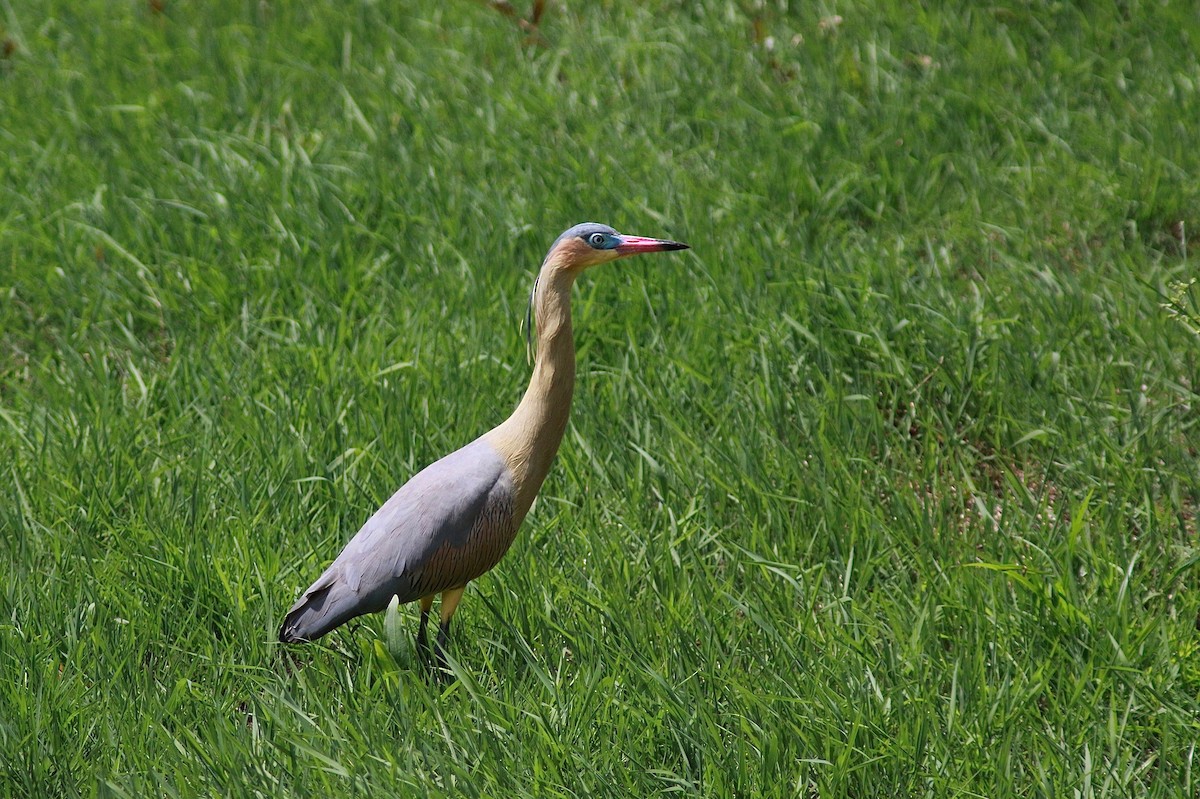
525 223 689 362
541 222 689 274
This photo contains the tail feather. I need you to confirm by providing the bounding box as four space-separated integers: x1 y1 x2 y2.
279 582 367 643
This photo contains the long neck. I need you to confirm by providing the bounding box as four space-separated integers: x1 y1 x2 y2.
485 266 578 520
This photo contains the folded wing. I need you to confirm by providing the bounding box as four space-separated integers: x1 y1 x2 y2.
279 438 514 642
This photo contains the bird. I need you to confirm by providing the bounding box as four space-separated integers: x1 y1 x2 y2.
279 222 689 667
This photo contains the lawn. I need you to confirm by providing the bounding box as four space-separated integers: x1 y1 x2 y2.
2 1 1198 796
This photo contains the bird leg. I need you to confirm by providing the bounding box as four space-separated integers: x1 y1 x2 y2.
434 585 466 676
435 619 453 674
416 594 434 667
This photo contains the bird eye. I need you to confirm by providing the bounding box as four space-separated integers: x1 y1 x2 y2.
587 232 607 248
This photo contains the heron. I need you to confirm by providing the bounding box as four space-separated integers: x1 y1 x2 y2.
279 223 689 667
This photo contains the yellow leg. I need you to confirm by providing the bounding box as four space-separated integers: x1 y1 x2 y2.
416 594 435 663
439 585 466 626
435 585 467 672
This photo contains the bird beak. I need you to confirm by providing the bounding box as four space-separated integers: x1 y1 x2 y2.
614 235 690 256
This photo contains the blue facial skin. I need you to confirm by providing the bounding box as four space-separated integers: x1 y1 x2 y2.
583 231 621 250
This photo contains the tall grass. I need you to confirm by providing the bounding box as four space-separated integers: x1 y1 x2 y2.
2 2 1198 796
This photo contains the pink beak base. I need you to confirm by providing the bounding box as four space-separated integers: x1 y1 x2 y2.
614 235 690 256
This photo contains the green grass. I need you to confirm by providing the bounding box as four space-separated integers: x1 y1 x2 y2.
2 1 1199 796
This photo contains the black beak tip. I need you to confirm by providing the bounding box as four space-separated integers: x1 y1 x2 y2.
665 240 690 251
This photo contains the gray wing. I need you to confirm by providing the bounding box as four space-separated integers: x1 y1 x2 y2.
279 437 514 642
